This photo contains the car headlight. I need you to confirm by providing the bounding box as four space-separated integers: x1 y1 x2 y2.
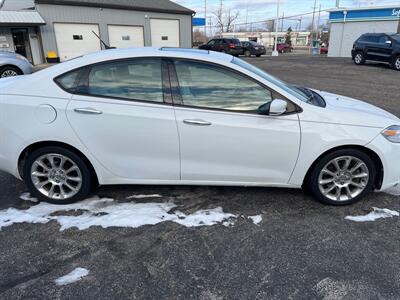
382 125 400 143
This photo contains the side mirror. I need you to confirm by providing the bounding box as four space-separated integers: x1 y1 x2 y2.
269 99 288 116
385 40 392 45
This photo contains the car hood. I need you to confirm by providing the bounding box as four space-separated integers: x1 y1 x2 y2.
302 90 400 128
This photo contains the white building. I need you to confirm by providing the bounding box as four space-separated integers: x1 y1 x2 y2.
328 5 400 57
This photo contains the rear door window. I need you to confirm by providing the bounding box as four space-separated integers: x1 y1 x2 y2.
85 58 164 103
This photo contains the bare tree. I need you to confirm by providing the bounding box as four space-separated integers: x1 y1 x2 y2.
214 7 240 33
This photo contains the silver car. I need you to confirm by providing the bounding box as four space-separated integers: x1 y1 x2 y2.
0 51 34 78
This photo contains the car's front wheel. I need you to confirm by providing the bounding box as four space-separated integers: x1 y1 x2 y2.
23 146 93 204
308 149 376 205
0 66 22 78
244 50 251 57
353 52 365 65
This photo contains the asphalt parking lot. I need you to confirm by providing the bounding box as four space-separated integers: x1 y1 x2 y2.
1 56 399 300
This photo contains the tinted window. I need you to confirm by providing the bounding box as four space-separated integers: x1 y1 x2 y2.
378 35 389 44
174 60 272 112
55 68 84 92
86 59 163 102
232 39 241 45
207 40 215 45
390 34 400 42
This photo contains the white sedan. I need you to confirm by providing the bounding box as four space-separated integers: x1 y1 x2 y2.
0 48 399 205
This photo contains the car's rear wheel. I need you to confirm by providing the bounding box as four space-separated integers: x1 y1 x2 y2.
0 66 22 78
392 56 400 71
354 52 365 65
244 50 251 57
23 146 92 204
256 54 261 57
308 149 376 205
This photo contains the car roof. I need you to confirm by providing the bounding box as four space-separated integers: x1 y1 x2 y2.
37 47 234 76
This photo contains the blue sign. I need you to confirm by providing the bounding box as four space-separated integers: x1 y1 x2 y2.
193 18 206 26
329 7 400 23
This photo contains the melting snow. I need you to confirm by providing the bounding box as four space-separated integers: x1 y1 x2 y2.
248 215 262 225
19 193 39 203
345 207 399 222
55 268 89 286
0 196 237 231
126 194 162 199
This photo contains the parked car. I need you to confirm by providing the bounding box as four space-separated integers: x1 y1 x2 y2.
274 43 292 53
199 38 243 56
352 33 400 70
0 51 33 78
320 45 329 55
241 41 266 57
1 47 400 206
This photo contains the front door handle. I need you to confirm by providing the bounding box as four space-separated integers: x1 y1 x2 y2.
183 119 212 126
74 108 103 115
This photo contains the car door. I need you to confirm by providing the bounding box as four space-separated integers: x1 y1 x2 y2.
170 59 301 184
365 35 381 61
375 35 393 63
66 58 180 180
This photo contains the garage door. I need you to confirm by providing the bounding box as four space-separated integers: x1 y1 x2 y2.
54 23 101 61
150 19 180 47
108 25 144 48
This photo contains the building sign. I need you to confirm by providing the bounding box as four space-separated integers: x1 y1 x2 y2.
192 18 206 26
329 7 400 23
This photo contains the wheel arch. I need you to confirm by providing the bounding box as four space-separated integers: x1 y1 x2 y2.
0 64 23 74
18 141 99 187
302 145 384 190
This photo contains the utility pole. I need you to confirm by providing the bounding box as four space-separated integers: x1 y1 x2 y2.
336 0 340 8
219 0 223 35
272 0 280 56
281 12 284 32
311 0 317 42
204 0 207 37
316 3 321 40
299 16 302 32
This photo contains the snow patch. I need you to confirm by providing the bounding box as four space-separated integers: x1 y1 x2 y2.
126 194 162 199
0 196 237 231
345 207 399 222
19 193 39 203
55 268 89 286
248 215 262 225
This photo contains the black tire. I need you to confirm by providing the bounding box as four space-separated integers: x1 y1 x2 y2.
0 66 22 78
244 50 251 57
256 54 261 57
353 52 366 65
307 149 376 206
23 146 92 204
391 56 400 71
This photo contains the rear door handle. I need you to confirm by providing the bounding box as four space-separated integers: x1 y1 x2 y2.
183 119 212 126
74 108 103 115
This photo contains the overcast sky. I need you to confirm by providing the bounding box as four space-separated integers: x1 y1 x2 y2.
176 0 400 29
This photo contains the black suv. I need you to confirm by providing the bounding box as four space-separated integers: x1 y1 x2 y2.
199 38 243 56
352 33 400 70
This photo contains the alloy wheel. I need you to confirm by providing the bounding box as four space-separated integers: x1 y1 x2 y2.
354 54 363 64
30 153 83 200
1 69 18 78
395 58 400 70
318 156 369 202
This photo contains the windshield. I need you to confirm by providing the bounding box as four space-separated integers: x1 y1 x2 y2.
232 57 309 102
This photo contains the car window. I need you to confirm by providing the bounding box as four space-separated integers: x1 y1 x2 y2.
207 40 215 45
378 35 389 44
86 59 163 102
174 60 272 112
55 68 84 92
215 39 223 45
232 39 241 45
